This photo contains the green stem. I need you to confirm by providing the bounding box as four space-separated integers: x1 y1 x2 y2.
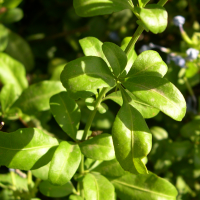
82 87 109 140
184 77 196 103
10 170 16 191
181 30 194 45
124 0 169 56
27 170 33 196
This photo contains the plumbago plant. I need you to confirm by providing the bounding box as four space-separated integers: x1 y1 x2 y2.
0 0 188 199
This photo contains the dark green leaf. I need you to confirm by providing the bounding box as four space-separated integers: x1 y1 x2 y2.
103 90 159 119
121 37 137 75
50 91 81 141
39 181 73 198
0 52 28 94
92 159 126 178
60 56 115 99
49 141 81 186
112 89 152 174
79 134 115 160
112 173 178 200
5 31 34 71
2 0 23 8
0 8 23 23
83 173 115 200
0 128 59 170
102 42 127 77
123 76 186 121
136 5 168 34
0 24 8 51
13 81 65 115
73 0 134 17
126 50 168 78
0 84 18 115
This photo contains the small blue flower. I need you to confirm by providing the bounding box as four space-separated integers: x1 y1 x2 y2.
186 48 199 61
169 55 186 68
173 15 185 27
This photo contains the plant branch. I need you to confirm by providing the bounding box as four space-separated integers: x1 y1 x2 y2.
82 87 109 140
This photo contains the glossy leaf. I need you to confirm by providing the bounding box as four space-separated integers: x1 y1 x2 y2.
79 37 109 66
60 56 115 99
102 42 127 77
79 134 115 160
0 8 23 23
0 84 18 114
49 141 81 185
123 76 186 121
83 173 115 200
50 91 81 141
103 90 159 119
92 159 126 178
0 24 8 51
136 5 168 34
1 0 23 8
126 50 168 78
39 181 73 198
112 89 152 174
73 0 134 17
32 162 51 181
0 128 59 170
0 52 28 94
5 31 34 71
121 37 137 75
13 81 65 115
112 173 178 200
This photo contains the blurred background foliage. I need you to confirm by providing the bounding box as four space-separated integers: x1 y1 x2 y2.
0 0 200 199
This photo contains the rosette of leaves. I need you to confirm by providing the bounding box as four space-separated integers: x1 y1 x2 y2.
60 37 186 174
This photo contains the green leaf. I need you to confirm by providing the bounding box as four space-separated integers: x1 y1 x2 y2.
60 56 115 99
73 0 134 17
102 42 127 77
50 91 81 141
0 84 18 115
92 159 126 178
5 31 34 71
0 8 23 23
103 90 159 119
121 37 137 75
69 195 84 200
126 50 168 78
136 5 168 34
123 76 186 121
79 37 109 66
49 141 81 186
32 162 51 181
79 134 115 160
138 0 150 7
0 52 28 94
0 24 8 51
39 181 73 198
12 81 65 115
0 128 59 170
150 126 168 140
1 0 23 8
83 173 115 200
112 89 152 174
112 173 178 200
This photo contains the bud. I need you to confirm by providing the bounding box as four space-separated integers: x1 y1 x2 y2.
173 15 185 27
186 48 199 61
